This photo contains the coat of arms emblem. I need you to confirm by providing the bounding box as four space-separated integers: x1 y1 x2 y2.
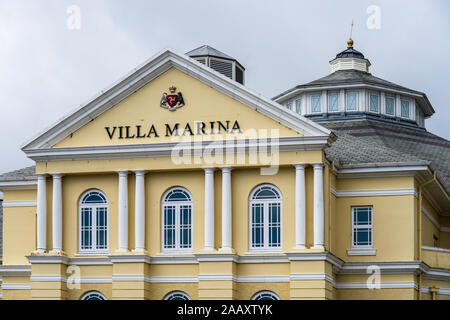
160 86 185 111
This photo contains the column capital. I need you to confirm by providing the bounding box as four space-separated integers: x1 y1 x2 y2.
312 163 324 169
50 173 64 179
37 174 48 180
293 163 307 170
219 166 232 172
116 170 129 176
202 167 216 173
133 170 147 176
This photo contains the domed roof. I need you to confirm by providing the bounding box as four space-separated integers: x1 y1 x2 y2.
335 47 365 59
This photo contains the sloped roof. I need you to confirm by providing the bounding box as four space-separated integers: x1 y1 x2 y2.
186 45 235 61
322 119 450 187
334 47 366 59
0 166 36 181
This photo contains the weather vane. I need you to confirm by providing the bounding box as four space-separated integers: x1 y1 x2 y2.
349 20 354 39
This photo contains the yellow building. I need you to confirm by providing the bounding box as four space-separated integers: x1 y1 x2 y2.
0 42 449 300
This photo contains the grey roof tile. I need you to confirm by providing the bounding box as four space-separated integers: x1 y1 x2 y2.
0 166 36 181
322 120 450 187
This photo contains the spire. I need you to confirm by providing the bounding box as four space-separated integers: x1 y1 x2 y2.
347 20 354 48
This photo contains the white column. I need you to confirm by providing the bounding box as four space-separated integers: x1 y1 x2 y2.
36 174 47 253
396 94 402 117
117 170 129 252
294 164 306 249
339 89 345 112
133 170 146 252
312 163 324 249
219 167 233 252
50 173 63 254
203 167 215 251
380 91 386 114
321 90 327 112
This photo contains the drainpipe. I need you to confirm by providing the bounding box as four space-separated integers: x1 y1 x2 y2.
429 286 439 300
417 171 436 300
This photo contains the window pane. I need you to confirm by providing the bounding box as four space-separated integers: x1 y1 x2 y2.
328 94 338 112
286 102 292 110
311 96 321 113
81 208 92 250
295 99 302 114
252 204 264 247
179 205 192 248
385 97 395 115
370 95 379 112
268 203 281 247
165 189 191 202
355 229 371 246
96 207 107 249
401 100 410 118
346 92 358 111
164 206 176 248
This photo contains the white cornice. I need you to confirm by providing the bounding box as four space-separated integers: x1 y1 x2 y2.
330 187 417 198
2 201 37 208
22 49 330 155
1 283 31 290
0 180 37 191
0 265 32 277
24 136 330 162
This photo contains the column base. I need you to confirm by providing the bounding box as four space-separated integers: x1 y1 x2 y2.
311 245 324 249
49 249 66 255
219 247 235 253
293 245 306 249
33 249 47 255
131 248 148 254
202 247 216 252
115 249 130 253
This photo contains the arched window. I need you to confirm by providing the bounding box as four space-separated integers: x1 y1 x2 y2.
251 291 280 300
79 190 108 253
80 291 107 300
162 187 193 252
164 291 191 300
249 184 282 251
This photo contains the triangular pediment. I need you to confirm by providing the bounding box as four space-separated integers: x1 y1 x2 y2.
22 49 330 157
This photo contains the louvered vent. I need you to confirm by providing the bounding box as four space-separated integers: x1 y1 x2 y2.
195 58 206 65
210 58 233 79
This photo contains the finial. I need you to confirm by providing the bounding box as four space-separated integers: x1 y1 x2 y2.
347 38 354 48
348 20 354 48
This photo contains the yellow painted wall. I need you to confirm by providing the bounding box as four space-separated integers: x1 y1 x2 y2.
54 67 301 149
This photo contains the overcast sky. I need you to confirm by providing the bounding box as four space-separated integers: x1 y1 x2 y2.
0 0 449 175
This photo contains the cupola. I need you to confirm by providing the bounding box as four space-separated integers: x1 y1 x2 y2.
329 39 371 73
186 45 245 84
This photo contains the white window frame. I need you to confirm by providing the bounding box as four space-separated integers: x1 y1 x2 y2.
80 291 107 300
348 206 376 256
251 291 280 300
327 92 339 113
346 91 359 111
248 184 283 253
400 99 411 119
310 94 322 113
385 95 395 116
295 98 302 114
164 291 191 300
286 101 293 111
369 92 380 113
351 206 373 248
78 190 109 255
161 187 194 254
